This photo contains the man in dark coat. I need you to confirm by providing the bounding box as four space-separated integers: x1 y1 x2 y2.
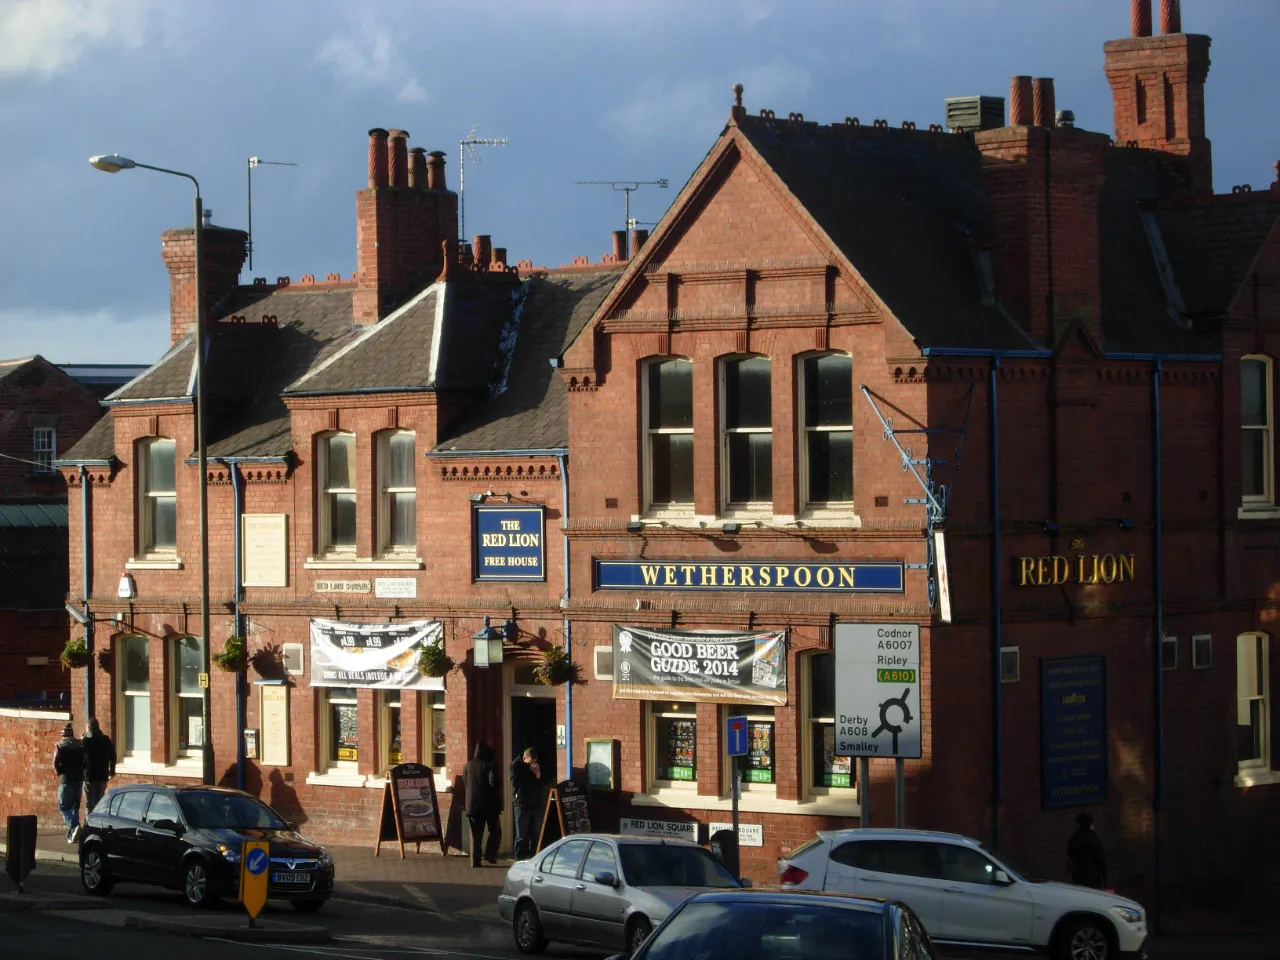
1067 812 1107 888
82 717 116 814
464 741 501 866
52 723 85 842
510 747 542 860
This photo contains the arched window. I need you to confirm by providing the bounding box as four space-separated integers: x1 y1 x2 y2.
138 438 177 554
644 358 694 510
318 432 356 553
798 354 854 509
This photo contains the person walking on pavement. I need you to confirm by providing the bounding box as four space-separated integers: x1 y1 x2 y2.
1067 812 1107 889
52 722 85 842
464 740 501 867
81 717 116 814
510 747 542 860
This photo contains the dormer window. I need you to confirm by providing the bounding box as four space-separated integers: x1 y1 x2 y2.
139 438 177 554
319 433 357 553
644 358 694 511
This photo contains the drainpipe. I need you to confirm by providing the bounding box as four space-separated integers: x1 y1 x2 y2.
988 358 1003 851
558 452 573 779
1151 360 1164 931
81 465 94 721
230 462 247 791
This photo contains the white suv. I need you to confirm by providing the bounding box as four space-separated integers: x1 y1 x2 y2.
778 829 1147 960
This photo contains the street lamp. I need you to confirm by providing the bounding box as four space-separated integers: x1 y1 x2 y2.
89 153 215 786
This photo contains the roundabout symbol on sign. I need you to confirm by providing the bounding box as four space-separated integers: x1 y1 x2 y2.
245 847 269 876
870 688 914 754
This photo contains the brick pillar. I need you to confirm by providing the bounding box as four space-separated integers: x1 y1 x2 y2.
697 701 720 798
402 692 422 764
357 688 377 777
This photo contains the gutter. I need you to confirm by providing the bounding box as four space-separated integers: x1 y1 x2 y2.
53 458 114 469
183 455 290 466
429 447 568 458
282 385 437 398
101 396 195 408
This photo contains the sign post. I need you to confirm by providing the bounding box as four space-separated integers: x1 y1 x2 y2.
240 840 270 927
5 815 36 892
835 624 922 828
725 715 747 848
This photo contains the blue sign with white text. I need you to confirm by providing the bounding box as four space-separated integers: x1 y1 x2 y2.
594 559 904 593
1041 656 1107 809
474 506 546 582
726 716 749 757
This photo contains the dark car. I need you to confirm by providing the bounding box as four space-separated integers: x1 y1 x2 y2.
78 784 333 912
610 889 938 960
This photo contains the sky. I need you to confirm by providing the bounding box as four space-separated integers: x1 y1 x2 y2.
0 0 1277 365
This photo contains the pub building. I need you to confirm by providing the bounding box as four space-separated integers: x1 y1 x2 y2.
35 2 1279 928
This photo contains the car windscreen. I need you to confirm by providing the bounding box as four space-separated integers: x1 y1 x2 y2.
643 900 884 960
177 791 287 830
618 844 739 888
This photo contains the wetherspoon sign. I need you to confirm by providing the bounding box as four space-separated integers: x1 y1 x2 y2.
594 559 904 593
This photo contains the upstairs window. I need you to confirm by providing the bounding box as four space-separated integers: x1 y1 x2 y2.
722 357 772 508
319 433 356 552
800 354 854 508
645 359 694 509
32 427 55 473
1241 356 1273 507
140 438 177 554
1237 633 1270 775
378 431 416 553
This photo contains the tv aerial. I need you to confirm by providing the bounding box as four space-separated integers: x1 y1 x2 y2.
246 157 297 271
459 124 508 242
575 179 668 250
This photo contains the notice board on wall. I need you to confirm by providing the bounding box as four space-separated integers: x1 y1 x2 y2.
1041 656 1107 809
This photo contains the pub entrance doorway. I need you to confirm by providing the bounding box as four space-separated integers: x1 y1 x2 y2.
503 661 557 856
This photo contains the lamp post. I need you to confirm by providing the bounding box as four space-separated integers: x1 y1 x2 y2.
89 154 215 786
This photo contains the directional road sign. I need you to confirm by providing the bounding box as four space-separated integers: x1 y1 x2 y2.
240 840 270 921
833 623 922 759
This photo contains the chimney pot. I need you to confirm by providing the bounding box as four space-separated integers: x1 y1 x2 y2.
388 130 409 188
1032 78 1056 127
474 235 492 269
1055 109 1076 128
631 229 649 258
1131 0 1152 36
612 230 627 262
427 150 447 190
1159 0 1181 34
1009 76 1034 126
493 247 507 269
367 128 389 189
409 147 427 189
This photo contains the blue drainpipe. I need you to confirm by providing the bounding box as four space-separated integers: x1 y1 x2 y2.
81 466 94 721
988 358 1003 851
558 452 573 779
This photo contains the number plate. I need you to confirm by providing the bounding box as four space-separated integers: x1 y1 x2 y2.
271 872 311 885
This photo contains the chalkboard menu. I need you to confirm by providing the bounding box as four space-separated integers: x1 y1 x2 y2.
536 780 593 852
375 763 445 858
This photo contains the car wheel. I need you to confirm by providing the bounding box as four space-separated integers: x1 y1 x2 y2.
627 916 653 953
80 847 113 896
182 860 215 908
292 899 327 914
513 900 548 954
1055 916 1112 960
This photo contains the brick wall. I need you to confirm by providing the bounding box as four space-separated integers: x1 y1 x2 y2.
0 709 72 831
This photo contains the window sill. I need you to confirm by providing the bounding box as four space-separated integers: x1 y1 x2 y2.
305 557 424 570
1235 769 1280 788
126 557 183 570
1237 505 1280 520
115 759 204 779
634 789 859 818
305 770 369 789
795 510 863 529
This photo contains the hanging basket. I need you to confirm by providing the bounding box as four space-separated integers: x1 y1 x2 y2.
60 639 91 670
533 645 576 686
419 643 454 678
212 635 249 673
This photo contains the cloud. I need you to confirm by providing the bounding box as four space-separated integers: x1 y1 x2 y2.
0 307 168 364
314 20 427 103
0 0 159 79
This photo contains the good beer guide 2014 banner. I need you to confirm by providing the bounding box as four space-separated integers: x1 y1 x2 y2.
611 625 788 706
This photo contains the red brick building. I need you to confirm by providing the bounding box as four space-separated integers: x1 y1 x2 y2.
14 0 1275 932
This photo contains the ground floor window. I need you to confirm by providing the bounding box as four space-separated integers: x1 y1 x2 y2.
651 701 698 785
806 652 854 792
118 635 150 758
324 687 359 769
723 704 776 791
379 690 402 774
427 691 446 770
173 635 205 760
1238 633 1271 772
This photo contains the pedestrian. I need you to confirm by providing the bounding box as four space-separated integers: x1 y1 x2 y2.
464 740 501 867
82 717 116 814
510 747 542 860
52 722 85 843
1067 812 1107 889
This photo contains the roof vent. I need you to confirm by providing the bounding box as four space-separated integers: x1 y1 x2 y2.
945 96 1005 133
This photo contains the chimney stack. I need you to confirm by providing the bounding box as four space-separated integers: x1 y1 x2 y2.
1032 78 1056 127
1159 0 1181 34
427 151 447 190
493 247 508 270
162 220 248 345
474 235 492 270
388 130 409 188
611 231 627 262
409 147 427 189
1131 0 1152 37
631 229 649 258
367 128 389 189
1010 76 1034 125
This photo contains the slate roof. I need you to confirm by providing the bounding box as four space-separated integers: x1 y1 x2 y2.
57 415 115 464
736 117 1035 351
438 269 624 452
1153 199 1280 319
107 338 195 401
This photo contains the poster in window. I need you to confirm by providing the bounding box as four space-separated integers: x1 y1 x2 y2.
745 720 774 783
260 684 290 767
659 719 696 781
187 715 205 749
822 726 852 787
335 703 358 761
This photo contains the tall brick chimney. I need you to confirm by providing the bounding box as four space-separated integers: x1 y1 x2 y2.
161 222 248 346
1104 0 1212 193
354 128 460 325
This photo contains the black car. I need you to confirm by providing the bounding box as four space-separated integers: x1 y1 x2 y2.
78 784 334 912
610 889 938 960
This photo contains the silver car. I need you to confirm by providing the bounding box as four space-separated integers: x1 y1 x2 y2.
497 834 742 955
